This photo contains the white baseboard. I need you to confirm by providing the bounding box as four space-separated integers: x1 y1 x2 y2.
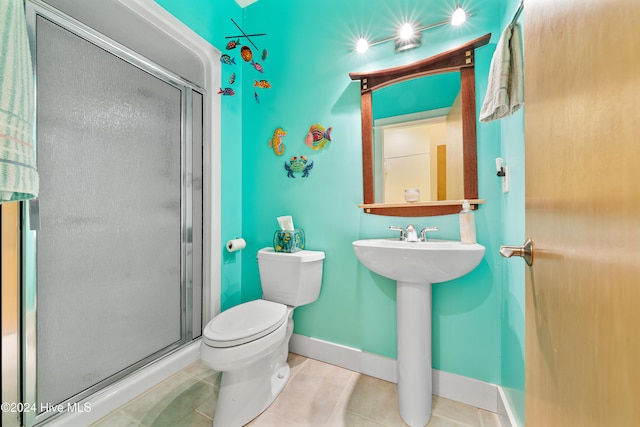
290 333 515 426
42 341 201 427
497 386 520 427
290 333 398 383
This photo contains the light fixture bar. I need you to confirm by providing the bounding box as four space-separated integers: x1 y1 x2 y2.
415 17 451 34
368 34 401 48
364 13 472 50
356 9 472 53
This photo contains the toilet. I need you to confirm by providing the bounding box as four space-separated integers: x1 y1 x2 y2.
200 247 325 427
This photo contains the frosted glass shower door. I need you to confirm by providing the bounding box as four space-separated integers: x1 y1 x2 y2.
34 15 189 408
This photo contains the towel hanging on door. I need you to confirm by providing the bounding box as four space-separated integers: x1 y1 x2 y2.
0 0 39 202
479 22 524 122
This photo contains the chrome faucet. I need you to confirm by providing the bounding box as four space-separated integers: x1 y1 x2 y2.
389 226 406 240
405 224 419 242
389 225 438 242
420 226 439 242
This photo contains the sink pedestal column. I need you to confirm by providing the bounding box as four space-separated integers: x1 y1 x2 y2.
396 281 432 427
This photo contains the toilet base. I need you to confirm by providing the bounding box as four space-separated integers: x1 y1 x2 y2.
214 358 290 426
210 309 295 427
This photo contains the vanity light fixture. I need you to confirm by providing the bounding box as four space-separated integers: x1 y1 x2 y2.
356 37 370 53
395 22 421 52
399 22 415 40
356 6 470 53
451 5 467 26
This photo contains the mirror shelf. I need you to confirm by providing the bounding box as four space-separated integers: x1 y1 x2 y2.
350 33 491 217
359 199 485 217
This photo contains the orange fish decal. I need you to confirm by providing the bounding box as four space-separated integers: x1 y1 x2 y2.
254 80 271 89
241 46 253 62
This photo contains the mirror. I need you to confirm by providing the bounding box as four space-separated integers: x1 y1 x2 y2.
350 33 491 217
373 72 463 203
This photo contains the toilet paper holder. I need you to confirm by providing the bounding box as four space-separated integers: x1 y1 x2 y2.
226 238 246 252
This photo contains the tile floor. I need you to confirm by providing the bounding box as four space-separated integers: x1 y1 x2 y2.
91 353 501 427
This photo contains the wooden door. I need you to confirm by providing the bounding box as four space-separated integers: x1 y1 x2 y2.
524 0 640 425
1 202 21 427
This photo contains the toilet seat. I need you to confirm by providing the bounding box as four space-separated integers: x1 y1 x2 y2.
203 299 287 348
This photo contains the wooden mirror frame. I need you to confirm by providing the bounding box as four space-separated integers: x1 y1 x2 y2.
349 33 491 217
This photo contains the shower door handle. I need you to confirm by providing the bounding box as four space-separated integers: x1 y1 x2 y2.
500 238 534 266
28 198 40 231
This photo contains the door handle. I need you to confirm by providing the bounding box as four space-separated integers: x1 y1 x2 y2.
500 238 533 266
28 198 40 231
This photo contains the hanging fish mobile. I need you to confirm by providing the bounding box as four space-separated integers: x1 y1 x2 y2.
223 20 271 102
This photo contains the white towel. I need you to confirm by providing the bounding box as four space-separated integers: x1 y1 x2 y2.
479 23 525 122
0 0 39 202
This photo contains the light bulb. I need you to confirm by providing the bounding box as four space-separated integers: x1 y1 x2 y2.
399 23 415 40
451 6 467 26
356 38 369 53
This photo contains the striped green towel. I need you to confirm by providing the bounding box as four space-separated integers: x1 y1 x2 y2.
0 0 38 202
479 23 524 122
508 23 524 115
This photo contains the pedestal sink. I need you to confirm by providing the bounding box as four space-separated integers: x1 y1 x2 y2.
352 238 485 427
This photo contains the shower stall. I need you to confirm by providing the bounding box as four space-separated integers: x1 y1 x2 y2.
10 1 220 425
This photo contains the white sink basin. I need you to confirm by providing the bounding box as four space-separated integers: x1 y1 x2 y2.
352 238 485 427
352 238 485 283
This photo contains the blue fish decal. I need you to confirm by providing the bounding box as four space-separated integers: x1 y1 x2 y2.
254 92 260 103
220 54 236 65
218 87 235 96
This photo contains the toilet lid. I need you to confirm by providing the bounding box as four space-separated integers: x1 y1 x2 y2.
203 299 287 348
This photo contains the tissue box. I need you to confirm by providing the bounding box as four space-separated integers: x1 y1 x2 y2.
273 229 305 253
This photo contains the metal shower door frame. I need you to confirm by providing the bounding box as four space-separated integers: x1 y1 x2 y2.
23 1 204 425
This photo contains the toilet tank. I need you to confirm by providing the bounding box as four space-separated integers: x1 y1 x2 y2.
257 248 325 306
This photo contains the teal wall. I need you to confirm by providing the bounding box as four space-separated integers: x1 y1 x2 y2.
498 0 526 424
236 0 504 383
157 0 526 410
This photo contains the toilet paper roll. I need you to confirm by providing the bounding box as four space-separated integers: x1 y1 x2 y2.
226 238 246 252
